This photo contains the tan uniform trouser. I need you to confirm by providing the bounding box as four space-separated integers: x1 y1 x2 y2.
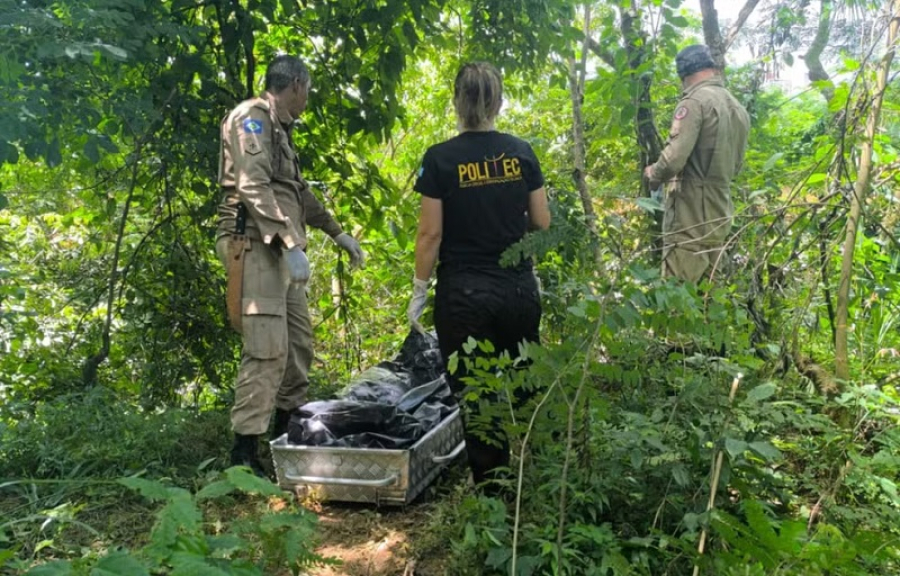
216 236 313 436
661 179 731 284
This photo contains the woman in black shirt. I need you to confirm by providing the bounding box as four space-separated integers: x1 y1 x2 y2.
407 62 551 488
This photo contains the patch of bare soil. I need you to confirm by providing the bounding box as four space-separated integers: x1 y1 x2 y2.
308 503 424 576
303 463 469 576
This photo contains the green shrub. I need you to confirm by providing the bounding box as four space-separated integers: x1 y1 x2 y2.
0 387 230 481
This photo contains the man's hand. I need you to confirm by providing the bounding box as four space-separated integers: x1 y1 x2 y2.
407 277 429 335
284 246 311 285
644 165 661 191
334 233 365 269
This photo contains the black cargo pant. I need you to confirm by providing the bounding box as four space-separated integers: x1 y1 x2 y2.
433 269 541 485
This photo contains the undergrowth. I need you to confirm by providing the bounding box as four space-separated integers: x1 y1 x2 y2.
419 262 900 575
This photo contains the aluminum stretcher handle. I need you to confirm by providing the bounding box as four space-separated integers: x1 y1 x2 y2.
432 440 466 464
283 473 399 487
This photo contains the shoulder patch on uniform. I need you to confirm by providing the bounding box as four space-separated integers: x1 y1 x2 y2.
674 106 689 121
243 118 263 134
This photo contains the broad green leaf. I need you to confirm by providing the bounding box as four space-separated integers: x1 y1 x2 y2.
486 546 512 569
748 441 782 462
96 43 128 61
876 477 900 505
636 196 663 212
842 57 861 71
174 534 209 556
205 534 244 553
195 480 235 500
152 490 200 548
25 561 73 576
725 438 748 459
224 467 283 496
90 551 149 576
763 152 784 172
600 551 631 575
168 553 232 576
682 512 700 532
119 477 172 502
447 352 459 375
671 464 691 487
476 339 495 354
807 173 827 184
0 548 16 564
746 383 777 403
516 555 540 576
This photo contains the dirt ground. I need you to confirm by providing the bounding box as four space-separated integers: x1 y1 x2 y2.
307 502 437 576
301 464 468 576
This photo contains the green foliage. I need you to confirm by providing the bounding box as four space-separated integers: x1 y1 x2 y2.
8 470 331 576
3 1 900 576
0 387 229 480
436 256 900 574
710 500 898 575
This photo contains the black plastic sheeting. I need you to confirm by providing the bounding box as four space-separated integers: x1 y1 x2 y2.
287 330 456 449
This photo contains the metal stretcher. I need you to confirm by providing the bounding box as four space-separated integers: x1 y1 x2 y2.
270 409 465 505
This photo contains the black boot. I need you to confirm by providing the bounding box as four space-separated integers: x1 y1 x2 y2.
230 433 267 478
467 433 512 499
271 408 292 441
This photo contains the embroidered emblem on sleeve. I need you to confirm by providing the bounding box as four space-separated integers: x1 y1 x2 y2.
674 106 689 121
243 118 263 134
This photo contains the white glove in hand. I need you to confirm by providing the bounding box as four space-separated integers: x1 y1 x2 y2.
407 277 429 335
284 246 311 285
334 233 365 269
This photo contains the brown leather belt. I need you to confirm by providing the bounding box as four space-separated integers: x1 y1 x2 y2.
226 234 250 332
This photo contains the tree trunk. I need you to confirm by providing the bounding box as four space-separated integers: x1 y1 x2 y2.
700 0 762 68
834 0 899 381
617 3 662 168
803 0 835 102
615 1 663 256
699 0 727 68
568 5 600 262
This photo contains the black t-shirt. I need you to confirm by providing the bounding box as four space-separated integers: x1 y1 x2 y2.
414 131 544 274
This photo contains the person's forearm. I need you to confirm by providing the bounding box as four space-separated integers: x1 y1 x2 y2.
414 233 441 281
300 185 343 237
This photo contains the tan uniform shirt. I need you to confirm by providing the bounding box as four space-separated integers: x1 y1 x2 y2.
217 92 342 248
649 77 750 250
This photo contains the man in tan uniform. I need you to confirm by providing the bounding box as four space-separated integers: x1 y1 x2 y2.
217 55 364 474
645 45 750 283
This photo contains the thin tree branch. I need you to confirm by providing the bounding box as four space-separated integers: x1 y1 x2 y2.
724 0 762 50
585 35 616 68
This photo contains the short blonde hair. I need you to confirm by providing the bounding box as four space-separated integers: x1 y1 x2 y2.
453 62 503 130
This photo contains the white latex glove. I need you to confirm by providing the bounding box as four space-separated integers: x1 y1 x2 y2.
284 246 311 285
407 277 429 335
334 233 365 269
